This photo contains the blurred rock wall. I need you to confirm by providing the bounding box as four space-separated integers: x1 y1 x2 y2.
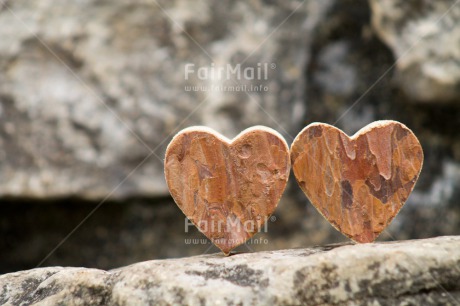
370 0 460 102
0 0 332 199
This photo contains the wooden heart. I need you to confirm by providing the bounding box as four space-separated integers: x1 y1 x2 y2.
291 121 423 243
165 126 290 254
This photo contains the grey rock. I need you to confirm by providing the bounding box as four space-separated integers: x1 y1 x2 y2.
409 161 460 208
370 0 460 103
0 0 335 199
1 236 459 305
313 41 358 97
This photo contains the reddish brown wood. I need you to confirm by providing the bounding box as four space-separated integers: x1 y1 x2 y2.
165 126 290 254
291 121 423 243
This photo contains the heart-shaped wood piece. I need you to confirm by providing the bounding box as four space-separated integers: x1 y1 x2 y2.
165 126 290 254
291 120 423 243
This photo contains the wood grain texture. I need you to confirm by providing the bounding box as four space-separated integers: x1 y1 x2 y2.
291 121 423 243
165 126 290 254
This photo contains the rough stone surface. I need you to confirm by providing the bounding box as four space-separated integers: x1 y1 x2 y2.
291 121 423 243
370 0 460 103
0 0 330 199
165 126 290 254
0 236 459 305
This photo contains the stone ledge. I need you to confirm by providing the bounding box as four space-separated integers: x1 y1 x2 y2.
1 236 459 305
